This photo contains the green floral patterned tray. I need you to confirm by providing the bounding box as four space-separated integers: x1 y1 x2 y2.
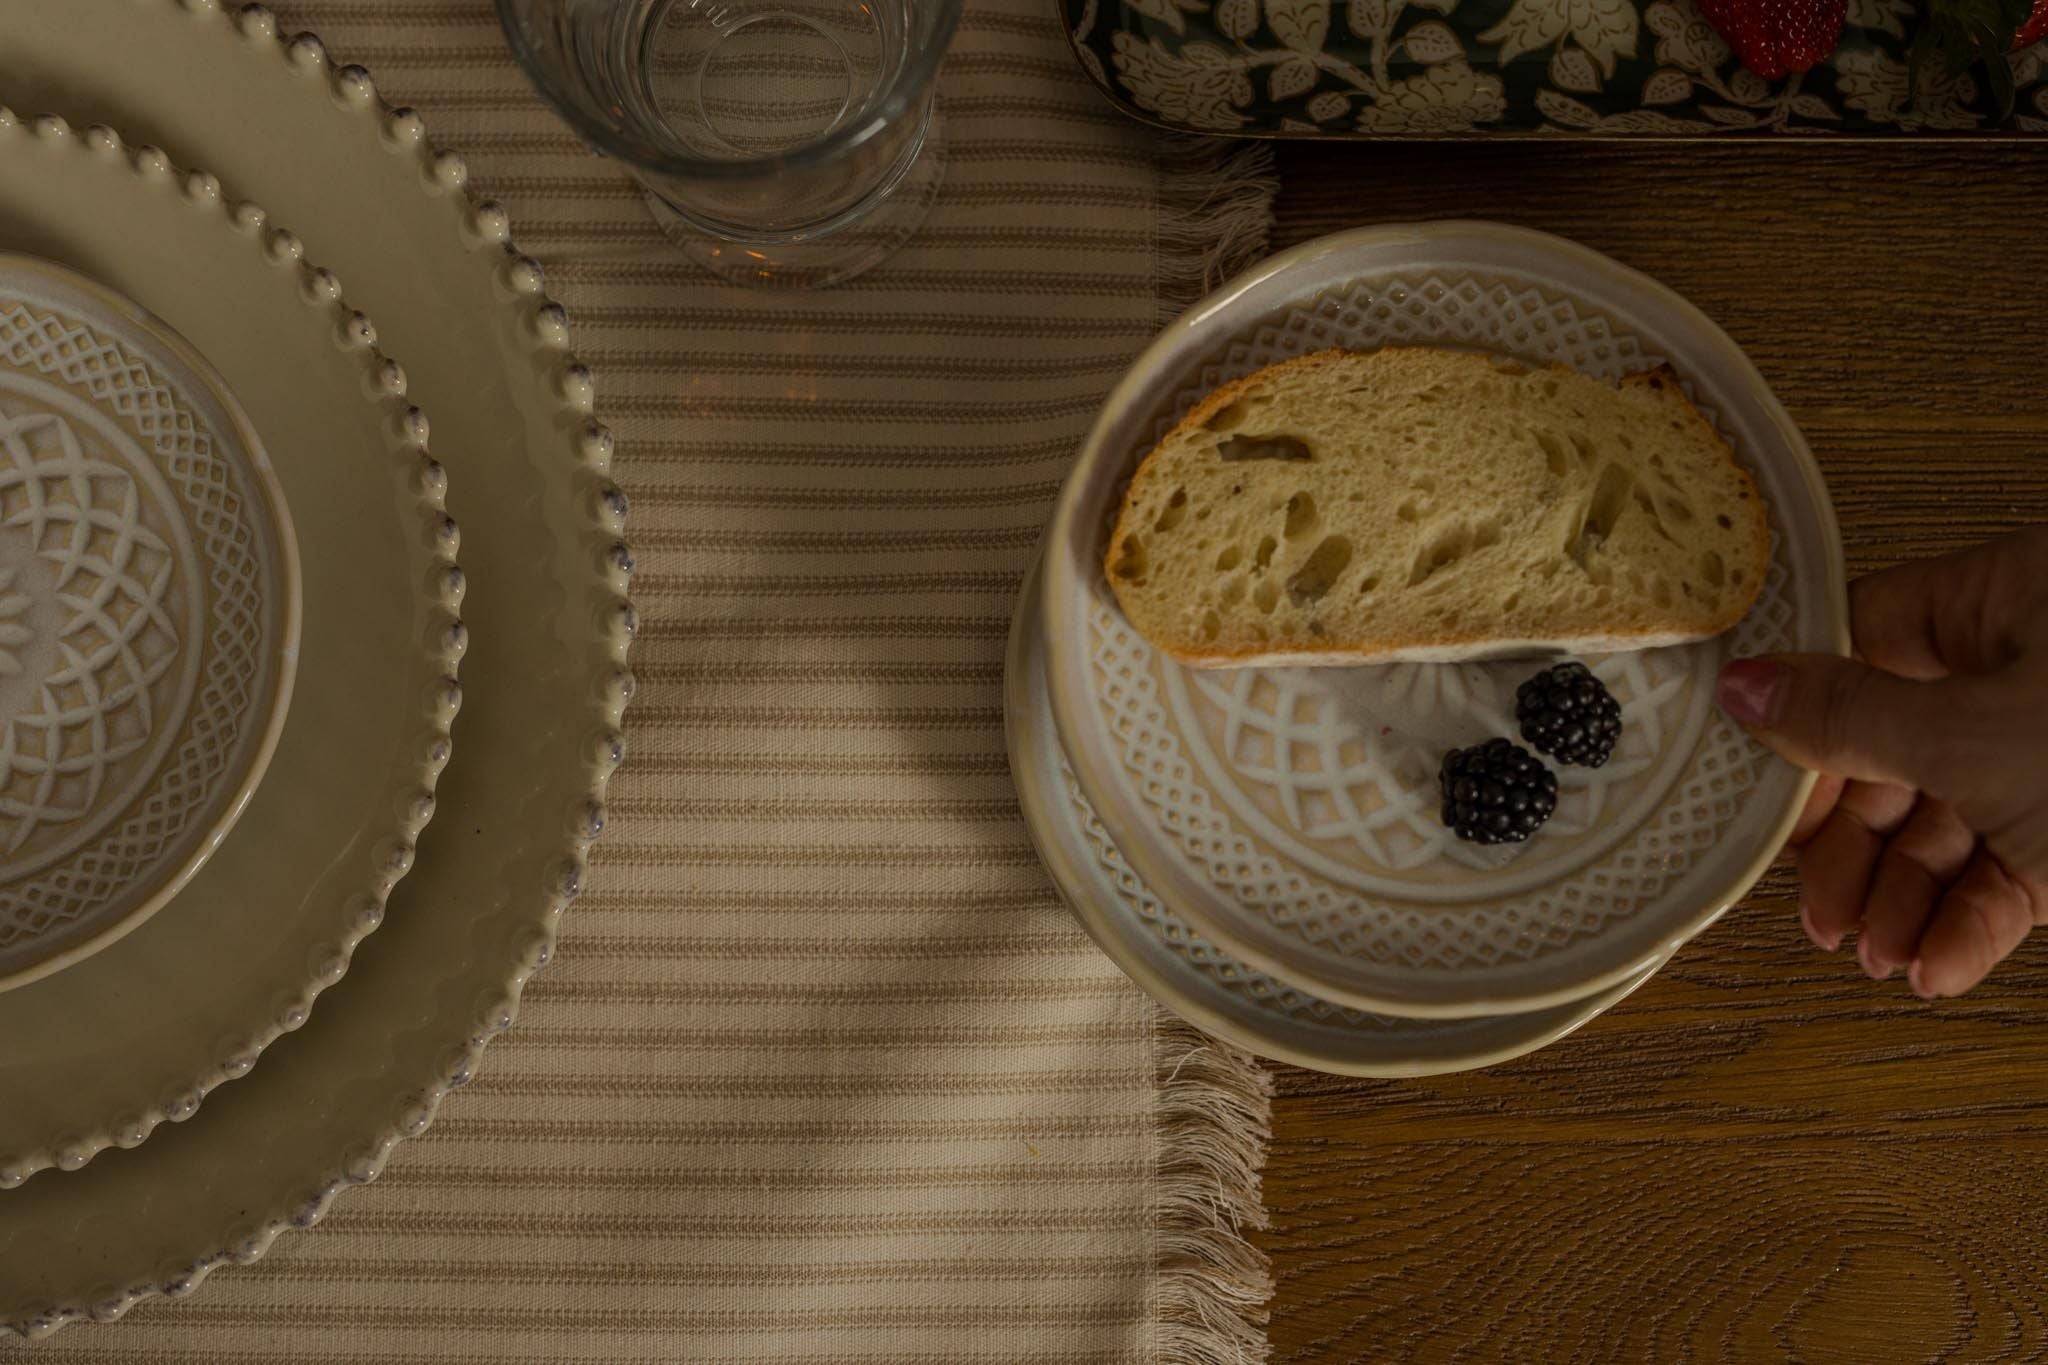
1063 0 2048 134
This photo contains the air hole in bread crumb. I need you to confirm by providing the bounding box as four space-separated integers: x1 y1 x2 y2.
1288 536 1353 606
1221 578 1246 606
1535 430 1571 479
1502 592 1521 612
1409 519 1497 588
1358 573 1381 596
1284 492 1318 539
1716 513 1733 529
1253 579 1280 614
1111 536 1148 582
1571 463 1635 568
1699 550 1726 588
1216 546 1243 571
1218 433 1313 462
1153 490 1188 534
1200 609 1221 643
1396 499 1422 523
1203 395 1271 434
1731 567 1746 586
1662 497 1694 525
1253 535 1277 571
1633 490 1678 544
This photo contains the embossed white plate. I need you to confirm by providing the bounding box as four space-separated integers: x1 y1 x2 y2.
0 2 629 1338
0 125 462 1183
1009 553 1664 1076
1043 223 1849 1019
0 254 300 994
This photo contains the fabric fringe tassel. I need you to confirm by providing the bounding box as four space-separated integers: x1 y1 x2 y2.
1153 1012 1277 1365
1154 137 1280 326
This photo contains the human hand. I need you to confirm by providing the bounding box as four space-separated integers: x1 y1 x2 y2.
1715 526 2048 997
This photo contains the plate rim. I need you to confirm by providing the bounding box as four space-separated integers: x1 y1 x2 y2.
1040 218 1848 1019
0 6 630 1334
0 115 468 1190
1008 547 1669 1077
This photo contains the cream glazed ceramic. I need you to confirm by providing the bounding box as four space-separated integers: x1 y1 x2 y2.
0 2 630 1338
0 254 301 993
1008 553 1666 1077
0 120 464 1189
1043 223 1850 1020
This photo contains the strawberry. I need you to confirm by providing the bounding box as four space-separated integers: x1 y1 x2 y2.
1912 0 2045 119
1692 0 1850 80
2011 0 2048 49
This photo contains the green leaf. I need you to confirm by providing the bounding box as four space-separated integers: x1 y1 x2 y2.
1985 43 2019 118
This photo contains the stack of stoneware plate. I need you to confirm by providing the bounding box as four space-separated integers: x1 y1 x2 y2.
1008 222 1850 1078
0 4 632 1339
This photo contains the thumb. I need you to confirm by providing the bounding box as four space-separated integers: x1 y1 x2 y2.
1716 654 1970 792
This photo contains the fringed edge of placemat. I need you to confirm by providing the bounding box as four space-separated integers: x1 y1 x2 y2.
1153 1014 1277 1365
1155 139 1279 325
1150 136 1278 1365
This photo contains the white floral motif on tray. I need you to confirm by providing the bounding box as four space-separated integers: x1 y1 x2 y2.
1082 273 1799 971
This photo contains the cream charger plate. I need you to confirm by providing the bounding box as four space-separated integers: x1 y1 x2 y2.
1009 553 1666 1077
0 2 630 1338
0 120 463 1188
0 254 300 994
1042 223 1850 1021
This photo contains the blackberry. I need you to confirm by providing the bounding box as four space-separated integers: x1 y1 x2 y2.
1438 739 1558 845
1516 662 1623 768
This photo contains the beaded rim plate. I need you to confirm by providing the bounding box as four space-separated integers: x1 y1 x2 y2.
0 124 462 1186
0 253 302 996
1042 222 1848 1019
0 1 630 1337
1009 552 1665 1076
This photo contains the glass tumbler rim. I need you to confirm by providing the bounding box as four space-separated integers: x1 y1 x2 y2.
494 0 965 185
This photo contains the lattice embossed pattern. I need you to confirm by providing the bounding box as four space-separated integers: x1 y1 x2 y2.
0 302 274 956
0 407 186 862
1059 753 1387 1028
1085 275 1800 972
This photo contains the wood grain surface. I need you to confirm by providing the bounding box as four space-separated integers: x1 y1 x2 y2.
1262 142 2048 1364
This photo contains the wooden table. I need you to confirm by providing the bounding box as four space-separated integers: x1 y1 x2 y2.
1262 142 2048 1362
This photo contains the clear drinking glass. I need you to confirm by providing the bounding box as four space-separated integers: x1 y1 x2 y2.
497 0 962 287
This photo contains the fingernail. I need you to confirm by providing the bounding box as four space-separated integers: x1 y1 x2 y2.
1857 934 1892 982
1799 900 1840 952
1908 959 1938 1000
1717 658 1787 728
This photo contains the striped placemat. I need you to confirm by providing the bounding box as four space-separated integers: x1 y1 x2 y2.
18 0 1277 1358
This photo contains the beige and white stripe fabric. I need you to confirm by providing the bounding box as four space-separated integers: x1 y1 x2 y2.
16 1 1277 1359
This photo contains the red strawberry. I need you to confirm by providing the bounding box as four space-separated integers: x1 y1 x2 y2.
1693 0 1849 80
2014 0 2048 49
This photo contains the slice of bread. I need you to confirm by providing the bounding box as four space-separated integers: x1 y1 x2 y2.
1103 347 1771 667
